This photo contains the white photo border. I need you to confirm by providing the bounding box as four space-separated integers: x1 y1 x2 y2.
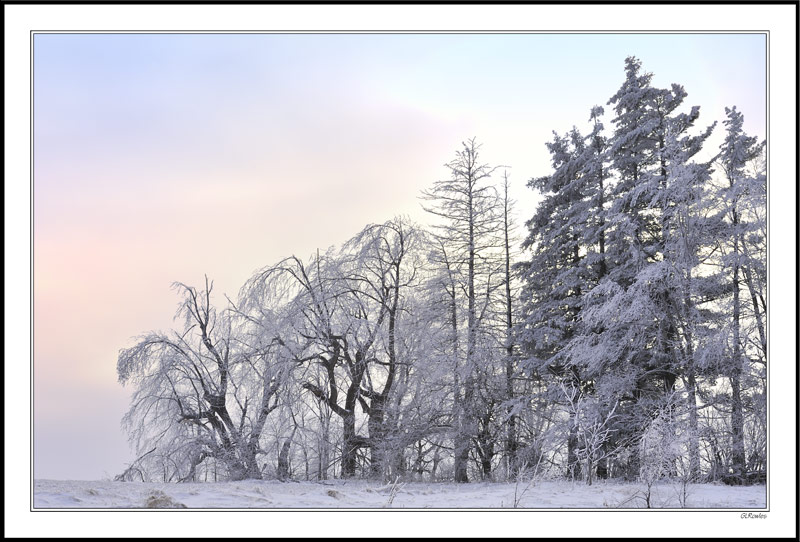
5 3 796 538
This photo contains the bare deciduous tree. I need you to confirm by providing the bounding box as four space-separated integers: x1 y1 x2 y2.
422 137 505 482
118 278 289 481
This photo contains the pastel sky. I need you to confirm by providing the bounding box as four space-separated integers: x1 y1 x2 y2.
33 33 766 480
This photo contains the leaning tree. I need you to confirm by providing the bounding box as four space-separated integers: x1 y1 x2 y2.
117 277 291 481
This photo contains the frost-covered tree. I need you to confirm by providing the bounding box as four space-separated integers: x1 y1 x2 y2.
517 129 587 372
240 218 432 479
560 380 619 486
564 57 716 476
117 278 289 481
516 127 592 478
499 170 522 476
422 138 505 482
240 249 375 478
656 105 724 480
715 106 767 483
516 57 759 485
516 109 612 480
342 217 430 477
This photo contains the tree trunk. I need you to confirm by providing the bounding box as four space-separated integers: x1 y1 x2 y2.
392 449 407 480
567 415 581 481
742 263 767 361
319 415 330 481
477 413 494 480
502 172 518 478
730 220 747 483
233 440 262 481
454 438 470 483
277 429 296 481
449 276 470 484
586 457 594 486
481 454 492 480
453 373 472 483
368 396 387 478
596 455 609 480
681 266 701 481
685 372 701 480
454 382 472 483
342 411 358 478
505 369 518 479
459 180 477 484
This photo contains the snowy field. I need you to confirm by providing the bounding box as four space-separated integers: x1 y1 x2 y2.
34 479 766 509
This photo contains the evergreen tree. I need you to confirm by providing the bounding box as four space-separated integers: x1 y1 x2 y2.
516 116 612 479
716 106 767 483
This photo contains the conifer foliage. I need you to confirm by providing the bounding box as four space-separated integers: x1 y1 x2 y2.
516 56 766 484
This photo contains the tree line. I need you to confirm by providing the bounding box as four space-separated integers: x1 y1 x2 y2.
116 56 766 486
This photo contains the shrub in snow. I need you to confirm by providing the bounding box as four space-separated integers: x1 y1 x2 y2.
143 490 187 509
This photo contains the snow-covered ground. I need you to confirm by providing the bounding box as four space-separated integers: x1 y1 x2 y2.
33 479 766 509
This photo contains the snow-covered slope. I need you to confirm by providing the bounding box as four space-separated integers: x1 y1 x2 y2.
33 479 766 509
